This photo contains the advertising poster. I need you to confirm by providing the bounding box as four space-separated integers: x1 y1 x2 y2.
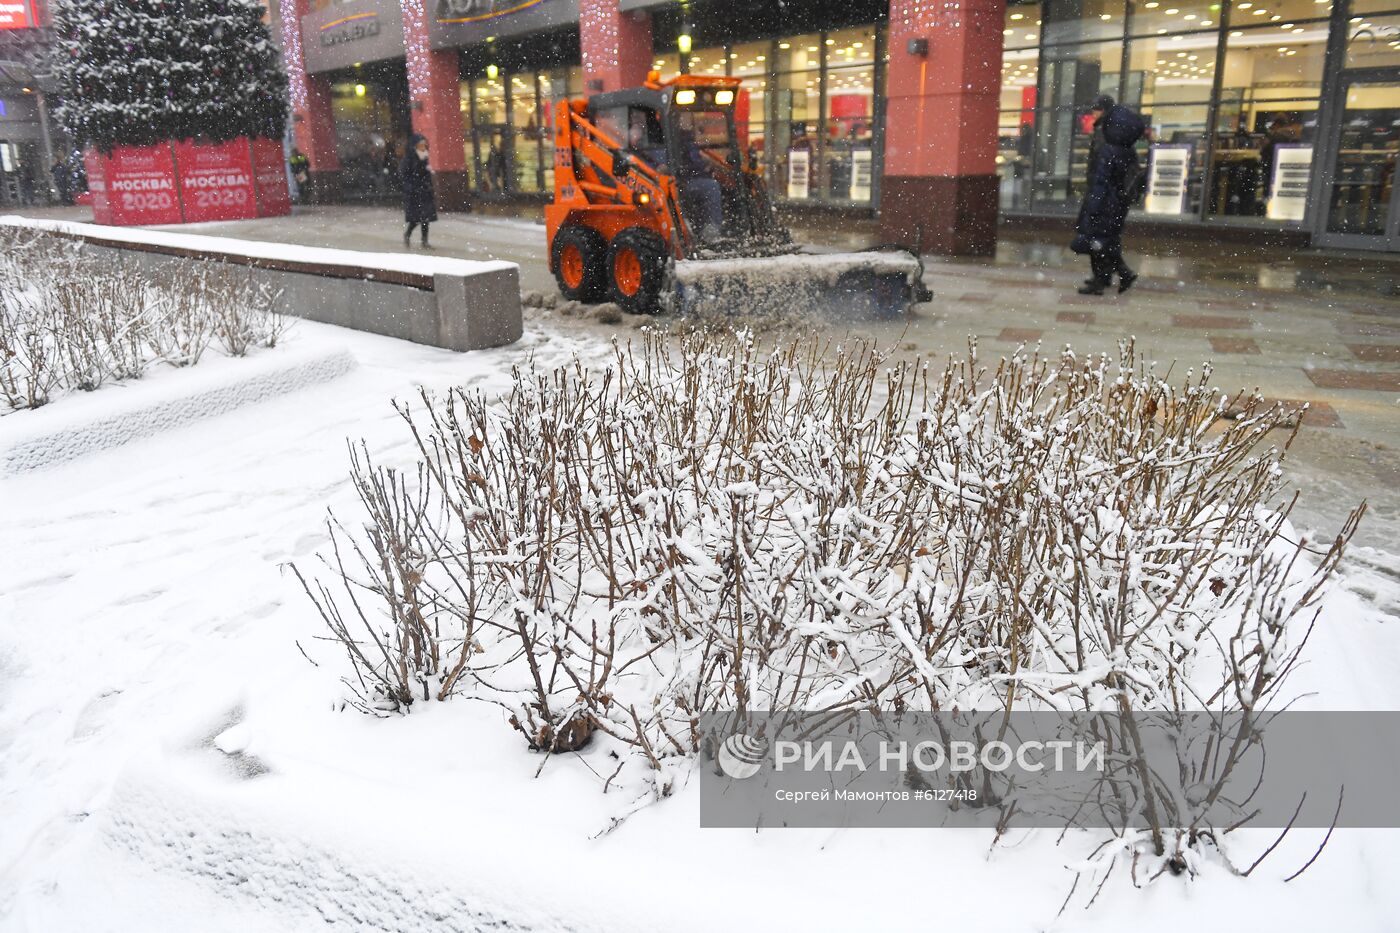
787 149 810 199
1144 144 1191 215
849 149 873 202
1267 144 1313 222
87 144 183 226
174 138 258 223
250 137 293 217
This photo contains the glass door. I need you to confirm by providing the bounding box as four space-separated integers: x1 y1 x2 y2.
1315 75 1400 249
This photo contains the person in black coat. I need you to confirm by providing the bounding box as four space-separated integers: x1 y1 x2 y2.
1074 104 1146 295
401 133 438 248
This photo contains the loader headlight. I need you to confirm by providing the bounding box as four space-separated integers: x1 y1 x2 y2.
638 193 651 204
714 89 734 106
675 89 697 106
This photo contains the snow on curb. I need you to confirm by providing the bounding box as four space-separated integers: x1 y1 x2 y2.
0 345 357 475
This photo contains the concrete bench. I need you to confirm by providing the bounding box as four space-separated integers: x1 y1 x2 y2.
0 217 523 353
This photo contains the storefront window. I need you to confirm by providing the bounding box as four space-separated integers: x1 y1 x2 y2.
1128 0 1222 39
1005 2 1044 48
1345 12 1400 68
824 27 877 203
653 53 680 81
1032 39 1125 208
465 76 507 195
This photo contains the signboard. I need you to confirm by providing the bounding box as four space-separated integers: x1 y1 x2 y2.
429 0 578 50
787 149 810 199
250 138 293 217
0 0 32 29
1267 144 1313 222
174 138 258 223
86 144 183 226
301 0 404 74
849 149 873 202
86 137 289 226
1144 144 1191 215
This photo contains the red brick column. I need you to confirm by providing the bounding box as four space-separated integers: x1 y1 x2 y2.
279 0 341 201
881 0 1005 255
401 0 471 211
580 0 654 94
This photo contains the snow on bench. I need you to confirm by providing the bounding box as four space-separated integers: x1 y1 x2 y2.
0 216 523 353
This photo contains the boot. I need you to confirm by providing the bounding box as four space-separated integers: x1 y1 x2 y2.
403 229 412 248
1077 282 1107 296
1117 270 1138 294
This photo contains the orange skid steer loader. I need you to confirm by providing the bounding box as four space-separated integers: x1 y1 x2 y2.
545 72 928 317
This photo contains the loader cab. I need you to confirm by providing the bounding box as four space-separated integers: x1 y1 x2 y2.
587 86 743 178
587 82 774 245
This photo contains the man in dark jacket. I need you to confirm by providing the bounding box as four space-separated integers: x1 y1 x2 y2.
1074 104 1145 295
401 133 438 248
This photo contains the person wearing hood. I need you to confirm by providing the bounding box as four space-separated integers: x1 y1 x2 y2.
1073 103 1146 295
401 134 438 249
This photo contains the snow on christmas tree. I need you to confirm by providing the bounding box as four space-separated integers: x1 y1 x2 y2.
53 0 288 152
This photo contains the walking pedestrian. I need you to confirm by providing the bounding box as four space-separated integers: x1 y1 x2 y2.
51 160 72 205
1072 103 1147 296
401 133 438 249
289 147 311 203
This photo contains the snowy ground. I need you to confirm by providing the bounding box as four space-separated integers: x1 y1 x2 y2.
3 317 1400 932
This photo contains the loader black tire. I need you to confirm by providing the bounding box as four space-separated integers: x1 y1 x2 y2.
606 228 668 315
553 225 608 303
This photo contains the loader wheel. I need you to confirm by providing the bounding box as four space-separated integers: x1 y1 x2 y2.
607 228 668 315
552 225 608 303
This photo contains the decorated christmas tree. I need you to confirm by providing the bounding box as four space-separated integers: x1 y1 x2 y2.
52 0 288 152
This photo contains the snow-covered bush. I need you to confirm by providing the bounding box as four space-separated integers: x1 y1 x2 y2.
0 229 288 410
302 330 1359 844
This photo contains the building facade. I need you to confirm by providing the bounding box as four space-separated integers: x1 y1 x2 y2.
225 0 1400 253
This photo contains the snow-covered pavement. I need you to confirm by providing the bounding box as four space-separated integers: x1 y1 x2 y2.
4 311 1400 931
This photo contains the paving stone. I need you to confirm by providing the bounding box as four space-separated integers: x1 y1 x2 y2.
1348 343 1400 363
1056 310 1096 323
1173 313 1252 330
997 327 1044 342
1304 369 1400 392
1209 336 1261 354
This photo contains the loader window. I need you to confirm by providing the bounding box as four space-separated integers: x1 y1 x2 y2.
678 110 733 151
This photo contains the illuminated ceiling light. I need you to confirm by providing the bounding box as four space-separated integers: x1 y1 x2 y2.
1144 1 1158 6
1253 8 1266 13
1025 32 1036 38
853 41 864 48
1165 7 1179 12
1201 19 1212 25
1184 12 1196 18
1231 29 1243 35
1172 34 1184 39
779 42 790 49
825 38 835 45
1177 50 1188 55
1292 26 1304 32
1101 12 1111 19
756 55 766 61
1003 28 1013 34
1281 21 1294 27
1011 11 1024 18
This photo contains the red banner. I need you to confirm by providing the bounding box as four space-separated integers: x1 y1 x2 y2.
86 137 291 227
174 138 257 223
86 144 183 226
0 0 32 29
250 137 292 218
